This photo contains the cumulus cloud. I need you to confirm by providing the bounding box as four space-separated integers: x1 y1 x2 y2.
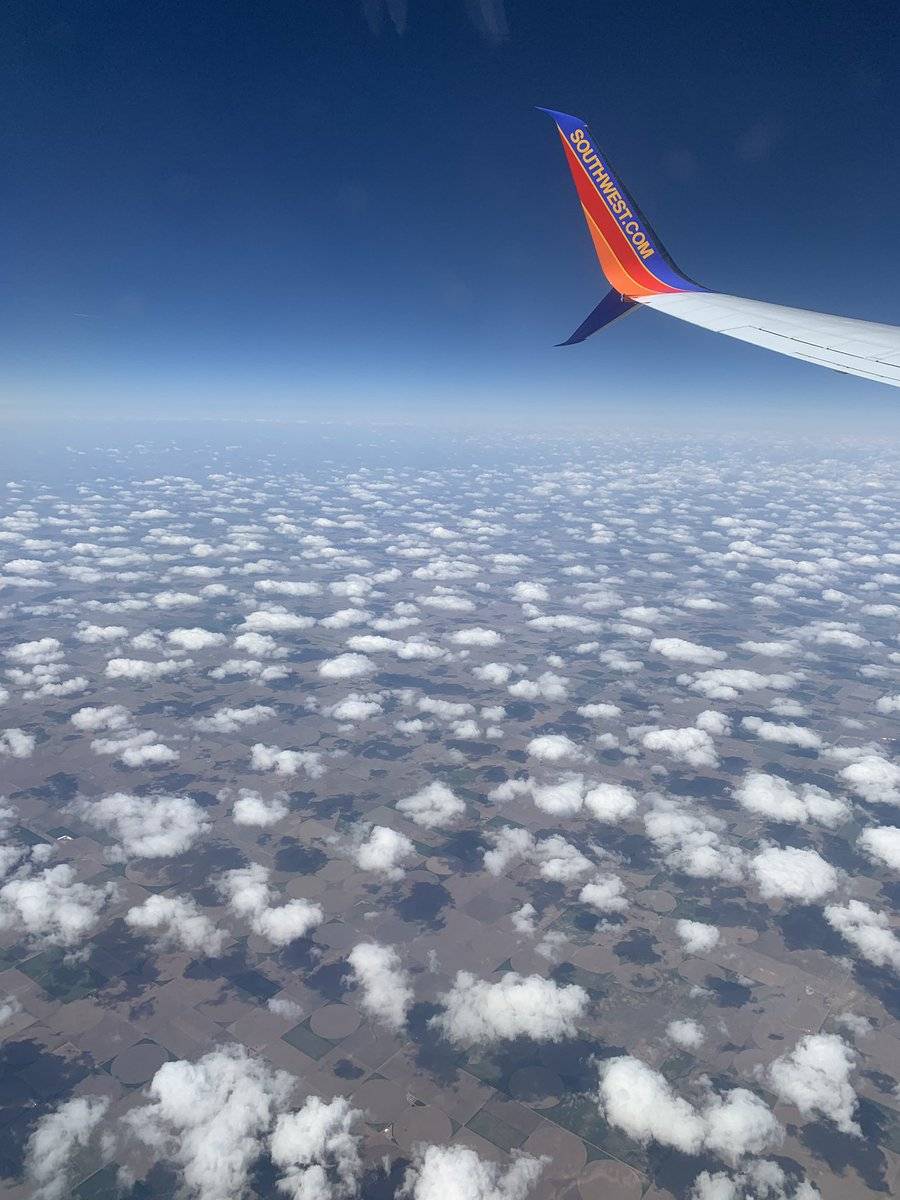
668 1018 705 1050
651 637 726 666
270 1094 363 1200
250 742 325 779
347 941 413 1031
765 1034 859 1135
231 788 289 827
644 799 744 881
346 824 415 880
579 873 629 914
73 792 209 860
824 900 900 973
643 726 719 768
734 772 849 828
238 607 314 633
0 864 116 949
400 1144 547 1200
25 1095 110 1200
396 781 465 829
695 709 731 736
105 656 187 681
741 717 823 751
319 653 375 680
123 1044 294 1200
749 846 837 902
690 1160 821 1200
125 893 228 956
483 826 592 883
597 1057 781 1164
0 727 35 758
676 919 721 955
194 704 275 734
583 781 638 822
6 637 63 665
839 755 900 805
526 733 584 762
432 971 588 1045
684 670 796 701
167 627 227 651
218 864 323 946
71 704 132 732
450 626 503 647
324 693 383 722
857 824 900 870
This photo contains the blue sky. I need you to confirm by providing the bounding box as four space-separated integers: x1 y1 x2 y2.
3 0 900 422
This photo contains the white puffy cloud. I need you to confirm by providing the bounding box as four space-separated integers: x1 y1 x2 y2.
123 1044 294 1200
676 919 720 955
507 672 569 701
749 846 837 902
734 773 849 828
270 1095 363 1200
695 710 731 736
0 993 21 1025
529 775 585 817
483 827 592 883
432 971 588 1045
71 704 132 732
218 864 323 946
474 662 512 685
741 717 823 752
238 607 315 633
691 1160 821 1200
685 670 796 701
105 656 187 681
511 581 549 603
74 792 209 860
25 1095 110 1200
0 727 35 758
579 873 629 914
857 824 900 870
450 627 502 647
651 638 726 666
167 627 227 651
319 653 375 680
765 1034 859 1134
194 704 275 733
840 755 900 805
643 727 719 768
231 789 289 827
597 1057 781 1164
668 1018 705 1050
526 733 584 762
400 1143 547 1200
325 693 383 722
396 781 465 829
580 782 638 820
6 637 63 664
824 900 900 973
0 864 116 949
125 893 228 956
250 742 325 779
577 702 622 720
644 799 744 881
75 623 128 643
347 824 415 880
347 941 413 1031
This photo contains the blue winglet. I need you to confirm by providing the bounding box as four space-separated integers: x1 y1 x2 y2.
557 289 638 346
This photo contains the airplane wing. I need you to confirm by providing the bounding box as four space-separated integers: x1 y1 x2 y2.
540 107 900 388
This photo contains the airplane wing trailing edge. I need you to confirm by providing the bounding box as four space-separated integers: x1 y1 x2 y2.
540 107 900 387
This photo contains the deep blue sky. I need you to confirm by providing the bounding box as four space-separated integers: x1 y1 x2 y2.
3 0 900 421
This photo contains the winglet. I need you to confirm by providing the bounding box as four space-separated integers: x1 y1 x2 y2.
557 289 637 346
539 107 704 299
